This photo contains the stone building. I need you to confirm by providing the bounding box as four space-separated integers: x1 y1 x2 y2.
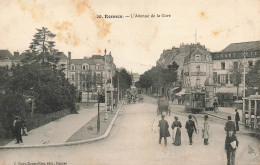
156 43 209 84
183 47 215 107
68 52 116 93
211 41 260 96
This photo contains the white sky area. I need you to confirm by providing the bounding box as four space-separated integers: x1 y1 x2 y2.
0 0 260 74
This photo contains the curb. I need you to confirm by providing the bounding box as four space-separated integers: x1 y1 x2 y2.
204 112 243 125
0 101 124 150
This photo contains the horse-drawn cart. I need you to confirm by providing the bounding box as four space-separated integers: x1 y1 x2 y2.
157 98 170 116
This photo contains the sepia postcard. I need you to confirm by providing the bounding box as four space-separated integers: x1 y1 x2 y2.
0 0 259 165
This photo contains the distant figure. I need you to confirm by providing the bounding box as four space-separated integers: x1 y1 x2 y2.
185 115 197 145
213 100 219 112
202 115 210 145
225 116 236 134
14 117 23 144
235 109 240 131
225 131 239 165
158 115 170 146
13 116 19 137
21 120 28 136
171 116 182 146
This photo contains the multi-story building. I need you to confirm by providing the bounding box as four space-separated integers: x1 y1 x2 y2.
0 50 70 79
211 41 260 96
156 43 210 84
183 47 215 108
68 52 116 93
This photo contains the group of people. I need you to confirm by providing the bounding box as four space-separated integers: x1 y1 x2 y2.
158 114 208 146
158 109 240 165
13 116 28 144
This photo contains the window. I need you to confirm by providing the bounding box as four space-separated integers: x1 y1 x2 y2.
248 61 253 67
71 65 75 70
82 65 86 70
195 54 201 61
72 74 75 81
97 64 100 70
233 62 238 69
221 62 225 70
196 65 200 72
213 72 217 83
219 74 227 85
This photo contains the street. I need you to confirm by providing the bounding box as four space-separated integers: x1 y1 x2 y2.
0 95 259 165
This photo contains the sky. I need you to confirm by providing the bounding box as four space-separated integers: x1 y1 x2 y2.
0 0 260 74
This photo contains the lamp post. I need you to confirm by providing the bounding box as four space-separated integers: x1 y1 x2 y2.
243 51 247 98
104 49 108 120
97 92 101 133
110 57 114 113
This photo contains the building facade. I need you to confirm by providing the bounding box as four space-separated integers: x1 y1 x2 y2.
68 53 116 93
211 41 260 96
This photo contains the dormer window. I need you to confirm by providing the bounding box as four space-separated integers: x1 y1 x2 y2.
195 54 201 61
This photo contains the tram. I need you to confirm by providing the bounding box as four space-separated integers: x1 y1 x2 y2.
184 90 215 113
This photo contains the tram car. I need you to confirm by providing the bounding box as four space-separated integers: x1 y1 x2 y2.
184 91 212 113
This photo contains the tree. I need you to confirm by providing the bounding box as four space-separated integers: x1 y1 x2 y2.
229 62 243 100
23 27 58 64
112 68 132 95
246 60 260 93
138 61 179 96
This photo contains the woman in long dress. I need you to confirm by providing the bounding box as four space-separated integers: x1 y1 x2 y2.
171 116 182 146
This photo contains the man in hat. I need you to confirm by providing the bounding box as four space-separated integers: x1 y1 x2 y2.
158 115 170 146
235 109 240 131
14 117 23 144
185 115 197 145
225 116 236 134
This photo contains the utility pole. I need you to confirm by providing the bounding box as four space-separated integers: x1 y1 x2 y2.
104 49 108 120
111 57 113 113
118 70 120 102
243 51 246 98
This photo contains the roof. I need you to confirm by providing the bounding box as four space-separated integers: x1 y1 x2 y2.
0 50 13 60
54 52 68 60
221 41 260 52
184 47 211 63
70 58 104 65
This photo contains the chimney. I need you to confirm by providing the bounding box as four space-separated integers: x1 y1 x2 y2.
14 51 19 58
68 51 71 60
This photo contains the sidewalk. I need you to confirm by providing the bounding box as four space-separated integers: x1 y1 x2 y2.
205 107 242 124
4 106 103 147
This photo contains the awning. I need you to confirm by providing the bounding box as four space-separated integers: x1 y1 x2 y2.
170 87 180 91
175 88 186 96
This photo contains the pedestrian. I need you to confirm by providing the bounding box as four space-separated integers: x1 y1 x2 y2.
225 116 236 134
225 131 239 165
14 117 23 144
13 116 19 137
21 120 28 136
171 116 182 146
185 115 197 145
202 115 210 145
158 115 170 146
235 109 240 131
213 100 218 112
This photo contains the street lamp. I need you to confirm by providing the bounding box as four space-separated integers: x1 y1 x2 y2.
104 49 108 120
97 91 101 133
